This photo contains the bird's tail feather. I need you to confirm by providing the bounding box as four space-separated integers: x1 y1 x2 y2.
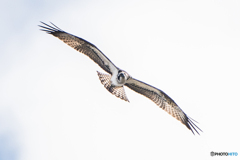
97 71 129 102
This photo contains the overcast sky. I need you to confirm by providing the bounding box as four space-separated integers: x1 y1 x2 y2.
0 0 240 160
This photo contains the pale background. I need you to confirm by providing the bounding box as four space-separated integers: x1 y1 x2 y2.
0 0 239 160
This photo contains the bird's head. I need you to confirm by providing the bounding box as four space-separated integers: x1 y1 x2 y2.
117 70 130 84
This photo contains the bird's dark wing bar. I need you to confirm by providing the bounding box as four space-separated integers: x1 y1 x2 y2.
125 77 202 135
39 22 118 75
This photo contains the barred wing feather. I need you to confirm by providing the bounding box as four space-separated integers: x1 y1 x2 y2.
125 78 202 135
39 22 118 75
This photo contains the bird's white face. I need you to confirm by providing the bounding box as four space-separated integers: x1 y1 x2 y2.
117 70 130 84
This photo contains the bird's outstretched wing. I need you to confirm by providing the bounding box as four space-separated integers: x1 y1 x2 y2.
39 22 118 74
125 78 202 135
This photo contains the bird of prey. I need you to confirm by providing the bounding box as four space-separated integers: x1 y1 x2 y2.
39 22 202 135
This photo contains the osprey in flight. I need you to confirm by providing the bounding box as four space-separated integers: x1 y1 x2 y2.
39 22 202 135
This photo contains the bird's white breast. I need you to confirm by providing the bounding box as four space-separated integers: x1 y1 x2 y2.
111 71 122 87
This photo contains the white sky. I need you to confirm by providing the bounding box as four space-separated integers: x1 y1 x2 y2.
0 0 240 160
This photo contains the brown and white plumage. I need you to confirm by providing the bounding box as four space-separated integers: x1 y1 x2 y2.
39 22 202 135
40 22 117 75
125 78 201 134
97 71 129 102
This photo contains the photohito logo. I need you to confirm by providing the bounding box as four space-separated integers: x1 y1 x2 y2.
210 151 238 156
